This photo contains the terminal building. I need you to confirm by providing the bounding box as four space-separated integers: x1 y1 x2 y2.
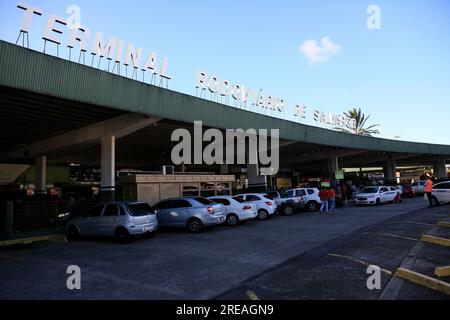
0 40 450 206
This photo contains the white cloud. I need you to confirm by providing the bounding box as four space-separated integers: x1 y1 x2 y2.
299 37 342 65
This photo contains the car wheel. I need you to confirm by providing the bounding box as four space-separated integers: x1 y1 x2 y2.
226 214 239 226
187 218 203 233
376 198 381 205
306 201 319 212
431 196 439 207
283 204 295 216
115 227 130 244
257 209 269 220
67 226 80 241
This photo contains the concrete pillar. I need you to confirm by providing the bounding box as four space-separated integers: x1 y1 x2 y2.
433 159 447 179
247 164 267 190
219 164 229 175
328 153 339 179
385 158 397 181
35 155 47 195
101 135 116 201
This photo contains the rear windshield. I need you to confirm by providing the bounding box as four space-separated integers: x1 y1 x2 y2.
232 196 245 203
194 197 214 205
264 192 279 198
128 203 155 216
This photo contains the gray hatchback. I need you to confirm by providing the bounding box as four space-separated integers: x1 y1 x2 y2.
66 201 158 243
153 197 226 232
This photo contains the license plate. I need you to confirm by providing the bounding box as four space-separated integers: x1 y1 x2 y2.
143 226 152 232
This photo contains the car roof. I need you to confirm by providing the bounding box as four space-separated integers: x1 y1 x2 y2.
157 197 195 201
95 201 149 205
209 195 233 198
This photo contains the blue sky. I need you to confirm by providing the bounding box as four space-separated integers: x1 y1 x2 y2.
1 0 449 144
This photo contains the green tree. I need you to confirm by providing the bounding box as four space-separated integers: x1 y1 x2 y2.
337 108 380 136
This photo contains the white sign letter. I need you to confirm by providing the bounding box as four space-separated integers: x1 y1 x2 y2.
17 2 43 33
68 25 91 52
43 15 67 45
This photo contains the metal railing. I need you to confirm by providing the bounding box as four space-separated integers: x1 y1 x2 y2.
0 199 100 239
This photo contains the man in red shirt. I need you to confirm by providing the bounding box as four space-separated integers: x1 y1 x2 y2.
424 173 434 207
319 187 329 213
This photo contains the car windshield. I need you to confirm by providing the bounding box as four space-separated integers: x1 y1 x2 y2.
360 187 379 194
128 203 155 216
194 197 214 205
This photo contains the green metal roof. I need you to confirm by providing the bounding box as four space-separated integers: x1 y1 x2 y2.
1 40 449 156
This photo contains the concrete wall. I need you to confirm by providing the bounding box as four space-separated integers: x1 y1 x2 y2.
118 174 235 204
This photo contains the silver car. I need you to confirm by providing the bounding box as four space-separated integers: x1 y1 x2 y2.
65 201 158 243
208 196 258 226
153 197 226 232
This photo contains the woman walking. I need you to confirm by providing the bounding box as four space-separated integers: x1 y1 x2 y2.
328 187 336 214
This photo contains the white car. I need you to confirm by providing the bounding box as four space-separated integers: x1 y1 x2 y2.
282 188 321 212
354 186 398 205
234 193 277 220
411 181 427 195
209 196 258 226
424 181 450 206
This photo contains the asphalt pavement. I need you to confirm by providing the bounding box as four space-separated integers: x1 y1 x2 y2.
0 197 448 299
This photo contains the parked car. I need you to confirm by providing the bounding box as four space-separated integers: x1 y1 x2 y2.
264 190 282 200
234 193 277 220
424 181 450 206
65 201 158 243
282 188 321 212
268 189 305 215
153 197 225 233
354 186 398 205
208 196 257 226
411 181 427 195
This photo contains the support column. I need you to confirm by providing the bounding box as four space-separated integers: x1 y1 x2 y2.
247 164 267 191
35 155 47 196
328 152 339 179
219 164 229 175
101 135 116 201
433 159 447 179
384 157 397 181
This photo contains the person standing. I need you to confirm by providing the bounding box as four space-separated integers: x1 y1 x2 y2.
424 173 434 207
341 182 348 206
328 187 336 214
319 187 329 213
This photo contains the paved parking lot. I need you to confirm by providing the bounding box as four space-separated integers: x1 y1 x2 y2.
0 197 449 299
